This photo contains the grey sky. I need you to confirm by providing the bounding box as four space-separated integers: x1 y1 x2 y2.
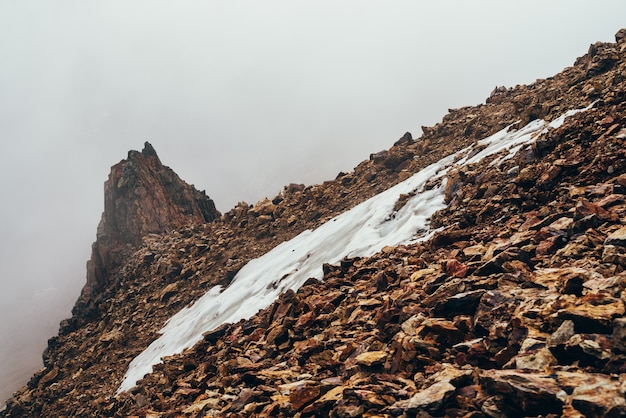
1 0 625 403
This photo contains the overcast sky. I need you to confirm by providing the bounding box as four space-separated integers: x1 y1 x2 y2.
1 0 625 404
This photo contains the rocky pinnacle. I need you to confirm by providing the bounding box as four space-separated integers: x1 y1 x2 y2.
73 142 220 320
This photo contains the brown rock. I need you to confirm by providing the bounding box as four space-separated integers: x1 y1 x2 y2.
559 371 626 417
513 337 557 370
612 317 626 353
564 334 612 365
431 289 486 317
404 381 455 413
355 351 387 367
290 384 321 410
605 226 626 247
445 259 468 278
602 245 626 266
38 365 59 387
547 320 576 347
479 370 563 416
574 199 616 222
250 198 276 217
76 142 220 318
557 294 625 334
394 131 413 146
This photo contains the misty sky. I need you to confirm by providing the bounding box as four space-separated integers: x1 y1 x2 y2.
1 0 625 404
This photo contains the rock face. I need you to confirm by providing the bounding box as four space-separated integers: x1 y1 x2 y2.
75 142 220 319
4 29 626 418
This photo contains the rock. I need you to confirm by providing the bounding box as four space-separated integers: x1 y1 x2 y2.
431 289 486 317
558 371 626 418
289 384 321 410
473 290 515 338
514 338 557 370
547 320 576 347
557 294 625 334
605 226 626 247
602 244 626 266
404 381 455 413
445 259 468 278
479 370 563 416
531 267 601 293
75 142 220 318
536 234 567 257
481 396 508 418
612 318 626 353
38 365 59 387
574 199 616 222
394 131 413 146
250 198 276 217
564 334 612 365
550 322 613 369
355 351 387 367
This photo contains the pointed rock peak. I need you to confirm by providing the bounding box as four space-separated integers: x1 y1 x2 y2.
106 142 220 243
141 141 158 158
74 143 221 319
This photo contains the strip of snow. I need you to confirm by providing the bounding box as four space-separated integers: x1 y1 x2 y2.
117 104 593 393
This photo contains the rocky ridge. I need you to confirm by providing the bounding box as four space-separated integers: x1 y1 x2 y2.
2 29 626 417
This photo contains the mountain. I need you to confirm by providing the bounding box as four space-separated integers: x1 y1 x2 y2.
3 28 626 417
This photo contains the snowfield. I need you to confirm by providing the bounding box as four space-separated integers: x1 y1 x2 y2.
117 105 592 393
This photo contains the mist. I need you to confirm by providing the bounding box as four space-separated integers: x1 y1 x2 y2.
1 0 625 404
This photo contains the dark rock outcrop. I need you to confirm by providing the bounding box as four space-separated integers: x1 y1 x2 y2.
74 142 220 320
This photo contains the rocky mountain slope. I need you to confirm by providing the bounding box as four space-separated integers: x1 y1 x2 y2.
3 29 626 417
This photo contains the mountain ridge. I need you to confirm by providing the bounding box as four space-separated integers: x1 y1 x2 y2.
3 29 626 417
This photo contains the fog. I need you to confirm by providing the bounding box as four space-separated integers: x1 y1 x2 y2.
1 0 625 404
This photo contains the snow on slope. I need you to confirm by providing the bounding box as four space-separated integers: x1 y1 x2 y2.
117 105 592 393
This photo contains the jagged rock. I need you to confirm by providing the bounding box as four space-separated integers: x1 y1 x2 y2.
355 351 387 367
512 337 557 370
394 131 413 146
74 142 220 319
602 244 626 266
404 381 455 413
479 370 564 416
547 320 576 347
560 371 626 417
612 317 626 353
605 226 626 247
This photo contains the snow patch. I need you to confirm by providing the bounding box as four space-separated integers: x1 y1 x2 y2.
117 104 593 393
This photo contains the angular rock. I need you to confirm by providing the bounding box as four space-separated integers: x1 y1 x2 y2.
479 370 563 416
612 317 626 353
290 384 321 410
404 381 455 413
605 226 626 247
76 142 220 318
514 338 557 370
355 351 387 367
547 320 576 347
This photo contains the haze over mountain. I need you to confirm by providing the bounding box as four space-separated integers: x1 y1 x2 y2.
2 0 626 410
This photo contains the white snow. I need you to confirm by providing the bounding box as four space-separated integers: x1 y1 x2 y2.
116 104 593 394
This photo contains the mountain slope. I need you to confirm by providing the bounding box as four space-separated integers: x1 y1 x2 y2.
3 29 626 417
